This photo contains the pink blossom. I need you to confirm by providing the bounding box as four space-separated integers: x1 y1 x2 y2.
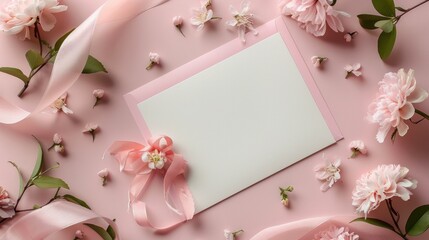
0 0 67 39
224 229 244 240
0 187 15 219
190 5 214 31
314 156 341 192
344 31 357 42
313 225 359 240
311 56 327 68
146 52 160 70
367 69 428 143
352 164 417 218
348 140 367 158
82 123 99 141
49 133 65 153
51 92 73 114
279 0 349 37
173 16 183 26
97 168 109 186
53 133 62 144
226 1 258 43
344 63 362 79
74 230 84 239
92 89 105 108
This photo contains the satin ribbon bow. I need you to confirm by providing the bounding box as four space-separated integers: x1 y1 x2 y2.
108 136 195 230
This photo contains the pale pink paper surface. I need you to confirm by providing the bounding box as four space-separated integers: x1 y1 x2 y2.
0 0 428 239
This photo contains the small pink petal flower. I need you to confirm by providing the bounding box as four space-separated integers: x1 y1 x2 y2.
344 63 362 79
50 92 73 114
348 140 367 158
0 187 15 219
49 133 65 153
352 164 417 218
92 89 105 108
226 1 258 43
190 6 215 31
82 123 99 142
313 225 360 240
74 230 84 239
311 56 327 68
279 185 293 207
367 69 429 143
279 0 349 37
146 52 160 70
224 229 244 240
173 16 185 37
97 168 109 186
344 31 357 42
314 156 341 192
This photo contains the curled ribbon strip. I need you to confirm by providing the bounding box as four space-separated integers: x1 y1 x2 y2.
0 0 169 124
107 136 195 230
0 200 119 240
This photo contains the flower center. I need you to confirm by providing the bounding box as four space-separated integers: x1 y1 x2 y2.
234 14 251 26
142 150 166 170
54 99 65 109
326 164 339 174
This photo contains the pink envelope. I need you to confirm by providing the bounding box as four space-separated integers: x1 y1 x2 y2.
124 16 343 212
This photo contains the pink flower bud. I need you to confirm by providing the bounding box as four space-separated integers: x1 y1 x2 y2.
53 133 62 144
173 16 183 26
75 230 84 239
93 89 105 99
98 168 109 178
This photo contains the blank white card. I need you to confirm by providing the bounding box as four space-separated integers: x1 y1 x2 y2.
136 33 338 212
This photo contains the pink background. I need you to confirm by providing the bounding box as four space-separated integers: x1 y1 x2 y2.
0 0 428 239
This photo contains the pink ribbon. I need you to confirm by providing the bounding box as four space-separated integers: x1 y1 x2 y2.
0 0 169 124
0 200 119 240
107 136 195 230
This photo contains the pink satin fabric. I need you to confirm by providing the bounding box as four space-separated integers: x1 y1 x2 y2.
0 200 119 240
0 0 169 124
107 136 195 230
249 216 401 240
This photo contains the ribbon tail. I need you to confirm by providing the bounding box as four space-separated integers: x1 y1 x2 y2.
163 155 195 220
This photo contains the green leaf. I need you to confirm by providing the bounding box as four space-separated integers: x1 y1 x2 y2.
357 14 391 30
406 205 429 236
54 29 75 51
82 55 108 74
84 223 113 240
395 6 407 12
0 67 29 84
106 224 116 239
372 0 396 17
375 20 394 33
30 136 43 179
351 217 396 233
8 161 25 196
63 194 91 210
378 26 397 60
32 176 69 190
25 50 44 70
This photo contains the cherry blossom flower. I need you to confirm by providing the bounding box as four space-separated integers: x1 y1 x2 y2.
173 16 185 37
0 0 67 39
279 0 349 37
92 89 105 108
368 69 429 143
314 156 341 192
97 168 109 186
82 123 99 142
48 133 65 153
348 140 367 158
51 92 73 114
344 31 357 42
311 56 328 68
74 230 84 240
0 187 15 219
313 225 359 240
146 52 160 70
279 185 293 207
226 1 258 43
352 164 417 218
344 63 362 79
224 229 244 240
190 5 214 31
141 149 167 170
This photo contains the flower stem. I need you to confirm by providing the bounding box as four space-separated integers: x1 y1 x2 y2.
397 0 429 21
18 52 54 98
16 188 61 213
386 200 408 239
415 109 429 120
34 20 43 56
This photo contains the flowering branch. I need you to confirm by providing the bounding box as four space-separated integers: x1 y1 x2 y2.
358 0 429 60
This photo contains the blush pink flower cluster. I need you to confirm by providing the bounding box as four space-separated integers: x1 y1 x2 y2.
367 69 428 143
0 0 67 39
279 0 349 37
0 187 15 219
313 225 359 240
352 164 417 218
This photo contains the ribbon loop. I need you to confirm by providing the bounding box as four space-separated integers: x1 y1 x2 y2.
108 136 195 230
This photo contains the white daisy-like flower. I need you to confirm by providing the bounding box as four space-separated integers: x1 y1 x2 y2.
141 149 166 170
226 1 258 43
